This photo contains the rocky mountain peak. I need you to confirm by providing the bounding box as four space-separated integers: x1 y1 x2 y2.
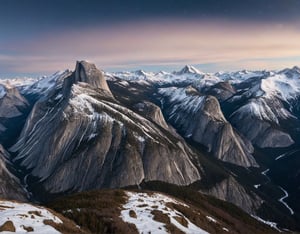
202 95 226 122
0 83 30 147
0 85 7 99
178 65 203 75
0 83 25 101
158 87 256 167
62 61 113 98
74 61 112 92
0 144 27 201
133 101 169 129
279 66 300 79
134 69 148 76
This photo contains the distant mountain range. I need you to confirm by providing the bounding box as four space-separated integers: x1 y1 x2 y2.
0 61 300 233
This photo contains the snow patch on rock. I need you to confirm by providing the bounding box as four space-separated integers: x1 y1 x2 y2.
121 191 209 234
0 200 62 233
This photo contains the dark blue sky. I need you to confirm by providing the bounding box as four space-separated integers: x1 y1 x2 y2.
1 0 300 77
2 0 300 31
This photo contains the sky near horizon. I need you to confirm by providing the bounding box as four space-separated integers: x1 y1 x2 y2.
1 0 300 77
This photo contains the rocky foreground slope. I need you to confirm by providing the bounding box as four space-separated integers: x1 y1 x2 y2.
48 189 279 234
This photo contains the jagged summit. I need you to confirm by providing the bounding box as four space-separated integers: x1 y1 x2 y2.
74 60 112 92
177 65 203 75
279 66 300 79
61 61 113 97
292 65 300 72
134 69 149 76
0 144 27 201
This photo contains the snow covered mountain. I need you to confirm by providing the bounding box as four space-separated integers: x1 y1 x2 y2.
158 86 257 167
109 65 212 86
105 64 300 232
1 62 300 232
9 61 200 200
107 66 300 149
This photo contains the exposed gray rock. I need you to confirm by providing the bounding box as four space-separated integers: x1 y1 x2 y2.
62 61 114 99
230 98 294 148
159 87 257 167
0 84 28 119
74 60 112 94
0 84 30 146
10 62 201 197
133 101 169 129
175 65 204 76
0 145 27 201
200 81 236 102
201 176 263 214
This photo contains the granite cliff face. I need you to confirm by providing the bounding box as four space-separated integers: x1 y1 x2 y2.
0 84 30 147
198 81 236 102
133 101 169 129
10 61 201 199
74 60 112 93
0 144 26 201
224 73 298 149
158 86 257 167
201 176 263 214
229 97 295 148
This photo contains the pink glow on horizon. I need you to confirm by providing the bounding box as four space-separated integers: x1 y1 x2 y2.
1 20 300 74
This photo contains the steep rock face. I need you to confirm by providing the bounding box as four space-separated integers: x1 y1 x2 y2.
62 61 113 99
0 84 29 119
0 145 26 201
0 84 30 146
159 87 257 167
175 65 204 76
200 81 236 102
10 62 201 198
74 60 112 93
230 98 294 148
201 176 263 214
133 101 169 129
224 70 300 148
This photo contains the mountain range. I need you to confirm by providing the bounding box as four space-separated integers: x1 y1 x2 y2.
0 61 299 233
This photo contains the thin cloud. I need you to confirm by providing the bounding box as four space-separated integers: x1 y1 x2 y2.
1 20 300 76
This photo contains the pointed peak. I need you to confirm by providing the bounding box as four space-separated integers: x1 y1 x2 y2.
62 61 113 97
177 65 203 75
75 60 97 73
279 66 300 78
156 71 170 76
134 69 148 76
292 66 300 73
